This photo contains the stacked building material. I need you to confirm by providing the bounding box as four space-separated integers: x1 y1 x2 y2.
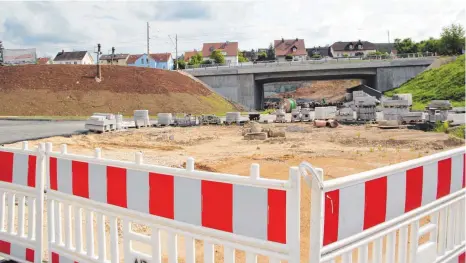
301 108 312 122
335 107 355 121
226 112 241 124
85 113 117 132
315 106 337 120
426 100 451 123
157 113 172 126
134 110 151 128
174 114 198 127
291 109 302 122
274 109 286 123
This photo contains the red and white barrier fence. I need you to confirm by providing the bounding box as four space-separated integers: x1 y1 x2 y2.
0 142 45 263
45 143 301 263
1 142 464 263
308 146 466 263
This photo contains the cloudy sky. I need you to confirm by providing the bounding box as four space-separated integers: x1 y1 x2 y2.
1 0 464 58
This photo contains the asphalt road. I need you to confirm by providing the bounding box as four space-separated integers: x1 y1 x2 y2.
0 120 87 145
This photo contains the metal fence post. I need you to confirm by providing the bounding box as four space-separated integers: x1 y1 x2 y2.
309 168 324 263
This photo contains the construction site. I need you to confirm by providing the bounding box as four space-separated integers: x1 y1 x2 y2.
0 56 465 263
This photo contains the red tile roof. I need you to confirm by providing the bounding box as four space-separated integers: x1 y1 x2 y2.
202 42 238 57
37 57 50 65
274 39 307 57
127 54 142 64
184 50 199 62
149 53 172 62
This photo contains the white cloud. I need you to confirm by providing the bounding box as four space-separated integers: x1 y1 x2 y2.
0 0 464 58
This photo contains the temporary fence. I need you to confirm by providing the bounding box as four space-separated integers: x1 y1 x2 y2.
0 142 464 263
45 143 301 263
0 142 45 263
307 147 466 263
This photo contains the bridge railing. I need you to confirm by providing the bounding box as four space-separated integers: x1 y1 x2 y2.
183 52 437 71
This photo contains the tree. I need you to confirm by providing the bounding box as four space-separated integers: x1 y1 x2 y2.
311 54 321 59
201 59 212 65
267 43 275 60
175 59 186 69
238 50 249 62
285 54 293 61
250 49 257 61
188 52 203 65
440 24 465 55
418 37 440 54
210 50 225 64
257 51 267 61
394 38 418 54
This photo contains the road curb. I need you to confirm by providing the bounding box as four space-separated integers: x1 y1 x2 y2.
0 118 83 122
0 131 88 145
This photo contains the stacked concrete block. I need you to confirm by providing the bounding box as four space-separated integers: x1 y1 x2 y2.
301 108 312 122
226 112 241 124
291 109 302 122
274 109 286 123
134 110 151 128
157 113 173 126
336 107 355 121
426 100 451 123
85 113 117 132
401 112 423 123
315 106 337 120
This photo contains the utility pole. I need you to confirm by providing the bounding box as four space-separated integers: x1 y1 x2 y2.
0 40 4 66
95 43 102 79
169 34 179 70
388 30 390 44
111 47 115 65
147 22 150 68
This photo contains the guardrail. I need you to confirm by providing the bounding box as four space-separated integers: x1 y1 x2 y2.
183 52 437 71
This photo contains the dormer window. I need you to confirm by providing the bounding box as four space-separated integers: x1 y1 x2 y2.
357 44 363 50
348 44 353 50
209 46 215 52
292 47 297 53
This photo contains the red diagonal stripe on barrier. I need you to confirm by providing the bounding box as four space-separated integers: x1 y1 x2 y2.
267 189 287 244
27 155 36 187
459 252 465 263
201 180 233 232
437 158 452 199
364 176 387 230
50 157 58 190
405 166 423 212
107 166 127 208
72 161 89 198
323 189 339 246
149 172 174 219
51 252 59 263
25 248 34 262
0 240 11 254
0 151 14 183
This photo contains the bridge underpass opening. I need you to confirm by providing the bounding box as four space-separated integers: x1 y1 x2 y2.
256 77 375 110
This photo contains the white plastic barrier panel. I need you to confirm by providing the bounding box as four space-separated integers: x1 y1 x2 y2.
307 146 466 263
0 142 45 263
46 143 301 263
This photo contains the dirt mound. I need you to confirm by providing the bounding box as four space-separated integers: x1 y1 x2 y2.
0 65 238 116
267 80 361 102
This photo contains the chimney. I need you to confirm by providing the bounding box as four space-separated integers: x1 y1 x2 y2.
61 49 64 54
296 37 298 41
281 38 284 43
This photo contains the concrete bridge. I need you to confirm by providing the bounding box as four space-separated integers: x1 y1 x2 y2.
186 58 435 109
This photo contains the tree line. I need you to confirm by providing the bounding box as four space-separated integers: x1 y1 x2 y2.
394 24 465 55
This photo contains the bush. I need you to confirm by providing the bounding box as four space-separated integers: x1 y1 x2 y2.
285 54 293 60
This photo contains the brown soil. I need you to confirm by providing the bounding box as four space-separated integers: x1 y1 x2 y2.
8 124 463 263
271 80 361 102
0 65 238 115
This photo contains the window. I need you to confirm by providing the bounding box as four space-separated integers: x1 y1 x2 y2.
141 58 144 64
221 51 227 56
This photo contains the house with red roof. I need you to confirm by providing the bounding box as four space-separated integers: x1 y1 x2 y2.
201 41 238 65
274 38 307 62
127 53 173 70
184 50 199 62
37 57 52 65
